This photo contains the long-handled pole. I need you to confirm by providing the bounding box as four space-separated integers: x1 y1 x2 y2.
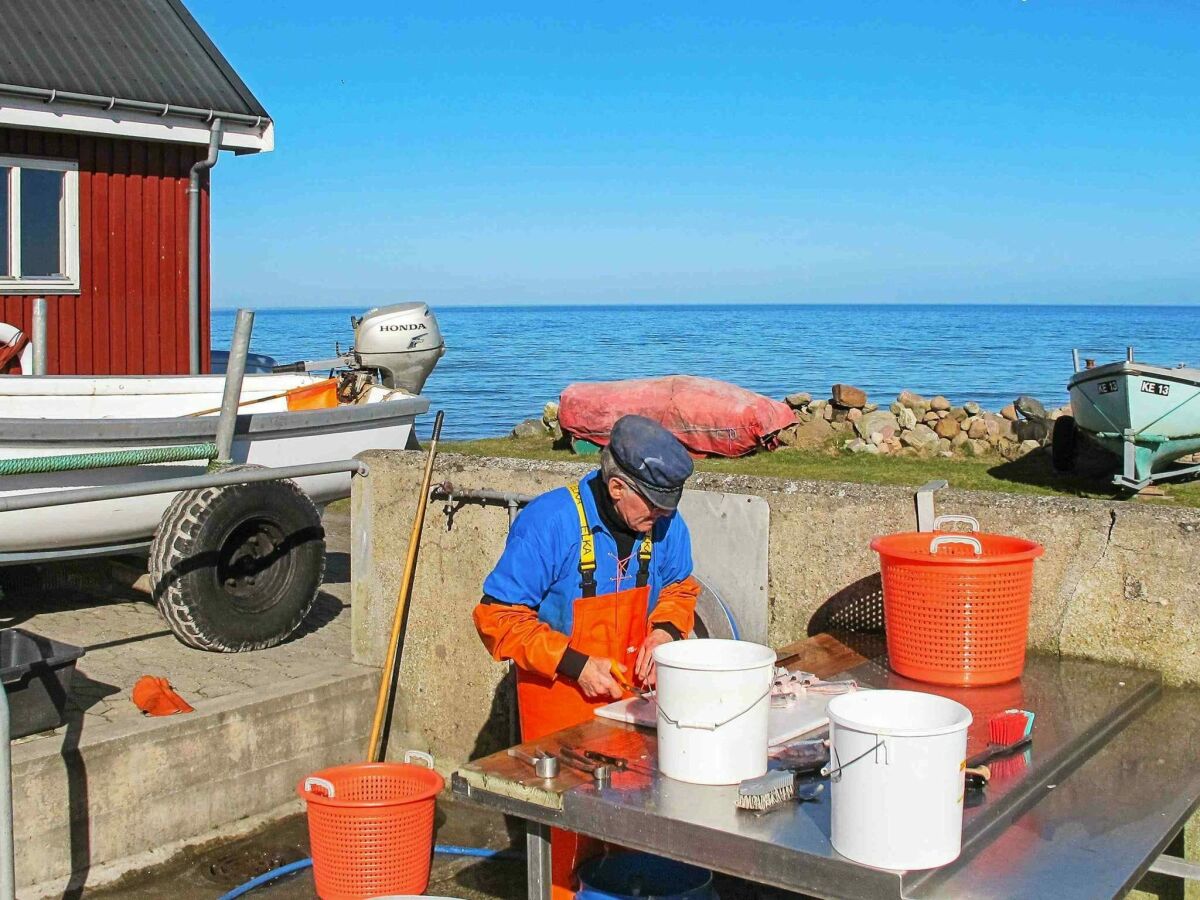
366 411 444 762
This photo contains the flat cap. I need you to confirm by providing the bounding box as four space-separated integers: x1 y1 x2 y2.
608 415 693 510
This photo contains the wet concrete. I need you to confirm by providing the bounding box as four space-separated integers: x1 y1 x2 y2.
88 796 806 899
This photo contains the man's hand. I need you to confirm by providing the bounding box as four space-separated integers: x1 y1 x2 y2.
634 628 676 687
577 656 625 700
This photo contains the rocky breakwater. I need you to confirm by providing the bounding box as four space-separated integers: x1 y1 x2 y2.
779 384 1069 460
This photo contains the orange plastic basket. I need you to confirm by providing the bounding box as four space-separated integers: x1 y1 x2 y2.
871 523 1043 686
298 753 444 899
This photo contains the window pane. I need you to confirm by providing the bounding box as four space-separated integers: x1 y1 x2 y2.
0 167 9 276
20 168 64 277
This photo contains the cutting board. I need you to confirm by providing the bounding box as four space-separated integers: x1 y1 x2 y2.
595 691 836 747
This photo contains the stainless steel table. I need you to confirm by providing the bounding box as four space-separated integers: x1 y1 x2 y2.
453 635 1200 900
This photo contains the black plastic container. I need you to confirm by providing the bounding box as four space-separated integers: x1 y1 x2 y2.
0 628 85 738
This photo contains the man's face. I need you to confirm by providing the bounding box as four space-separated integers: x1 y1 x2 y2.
607 477 672 534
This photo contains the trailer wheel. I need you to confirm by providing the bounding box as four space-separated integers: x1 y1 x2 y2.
150 466 325 652
1052 415 1079 472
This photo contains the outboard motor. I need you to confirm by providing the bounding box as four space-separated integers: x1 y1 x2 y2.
352 303 446 394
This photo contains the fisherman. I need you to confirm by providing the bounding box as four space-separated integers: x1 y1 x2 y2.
473 414 699 899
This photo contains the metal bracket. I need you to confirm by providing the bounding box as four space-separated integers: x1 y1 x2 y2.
430 482 533 531
914 480 948 532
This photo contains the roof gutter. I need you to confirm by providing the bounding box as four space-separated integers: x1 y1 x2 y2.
187 120 223 375
0 82 269 131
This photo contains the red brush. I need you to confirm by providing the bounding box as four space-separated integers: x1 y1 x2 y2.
989 709 1034 745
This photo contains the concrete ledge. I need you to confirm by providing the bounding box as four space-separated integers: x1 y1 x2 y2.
14 664 377 896
352 451 1200 770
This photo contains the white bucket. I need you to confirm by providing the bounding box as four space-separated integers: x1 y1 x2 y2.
826 690 972 870
652 639 775 785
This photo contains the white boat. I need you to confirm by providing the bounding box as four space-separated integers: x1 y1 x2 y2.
0 372 427 557
0 302 443 652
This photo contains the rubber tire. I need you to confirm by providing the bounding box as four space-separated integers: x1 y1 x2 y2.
150 466 325 651
1052 415 1079 472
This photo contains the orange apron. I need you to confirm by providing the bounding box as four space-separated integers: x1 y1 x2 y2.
516 483 652 900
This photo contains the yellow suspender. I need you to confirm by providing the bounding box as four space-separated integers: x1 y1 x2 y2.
569 482 654 593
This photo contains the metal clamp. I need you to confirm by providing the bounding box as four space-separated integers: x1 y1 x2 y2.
932 514 979 533
930 535 982 556
656 685 772 731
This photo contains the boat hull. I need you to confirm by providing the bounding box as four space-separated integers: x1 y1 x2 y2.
1068 361 1200 486
0 376 428 558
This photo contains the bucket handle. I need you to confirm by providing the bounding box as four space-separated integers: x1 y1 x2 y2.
303 776 336 798
932 514 979 533
820 738 887 781
929 535 982 556
656 684 772 731
404 750 435 768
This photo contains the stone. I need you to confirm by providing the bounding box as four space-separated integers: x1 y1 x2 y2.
542 401 560 427
890 401 904 416
511 417 548 438
1015 395 1047 420
864 442 880 454
930 395 951 412
822 404 834 422
934 417 960 439
922 411 940 425
1017 439 1041 458
846 438 870 453
868 431 885 446
896 407 917 430
991 414 1015 442
897 390 926 411
784 392 812 410
964 401 982 416
966 438 989 457
951 431 969 450
884 437 903 454
832 384 868 409
1001 403 1018 421
775 417 835 449
846 407 864 424
901 423 940 453
1015 418 1048 443
794 410 812 424
950 406 968 422
938 438 953 453
855 410 900 440
935 410 949 419
549 421 564 442
967 418 989 440
863 403 878 413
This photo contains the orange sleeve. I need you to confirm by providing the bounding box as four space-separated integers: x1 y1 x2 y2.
473 601 571 680
649 575 700 637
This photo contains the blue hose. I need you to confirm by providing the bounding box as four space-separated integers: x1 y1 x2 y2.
216 844 519 899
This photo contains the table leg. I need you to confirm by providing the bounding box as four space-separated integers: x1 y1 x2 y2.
526 819 551 900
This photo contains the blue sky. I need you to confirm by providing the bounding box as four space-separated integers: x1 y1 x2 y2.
196 2 1200 307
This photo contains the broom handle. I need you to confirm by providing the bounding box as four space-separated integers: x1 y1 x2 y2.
366 410 445 762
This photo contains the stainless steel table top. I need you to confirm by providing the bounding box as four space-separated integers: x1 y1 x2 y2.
454 652 1200 900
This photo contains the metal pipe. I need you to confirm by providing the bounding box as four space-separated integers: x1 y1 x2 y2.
30 297 47 375
187 119 223 375
431 484 535 507
1071 348 1080 374
0 685 12 900
0 681 10 900
214 309 254 465
0 459 367 514
1127 346 1135 363
0 82 268 129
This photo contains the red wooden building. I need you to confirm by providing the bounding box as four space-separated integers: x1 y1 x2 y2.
0 0 272 375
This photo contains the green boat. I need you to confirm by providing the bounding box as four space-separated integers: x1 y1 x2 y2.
1055 348 1200 490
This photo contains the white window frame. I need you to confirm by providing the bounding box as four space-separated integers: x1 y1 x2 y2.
0 155 80 295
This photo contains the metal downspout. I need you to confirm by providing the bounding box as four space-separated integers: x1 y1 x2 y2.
187 120 223 375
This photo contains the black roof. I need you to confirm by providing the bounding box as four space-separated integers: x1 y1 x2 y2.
0 0 269 119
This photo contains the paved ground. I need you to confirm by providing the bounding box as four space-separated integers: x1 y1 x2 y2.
0 508 358 745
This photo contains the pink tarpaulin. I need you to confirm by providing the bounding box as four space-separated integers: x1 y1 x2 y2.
558 375 796 458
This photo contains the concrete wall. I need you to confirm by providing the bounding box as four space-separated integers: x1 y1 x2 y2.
16 669 375 897
352 451 1200 770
